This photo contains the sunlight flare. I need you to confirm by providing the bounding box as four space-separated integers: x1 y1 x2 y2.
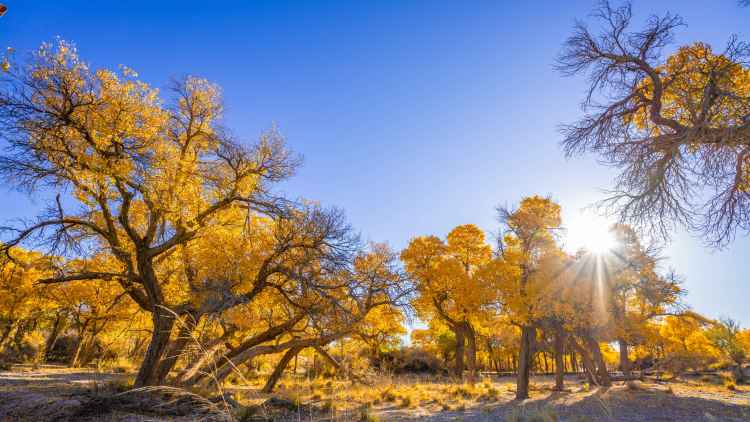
564 212 616 254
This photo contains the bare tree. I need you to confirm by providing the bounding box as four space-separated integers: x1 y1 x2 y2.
558 1 750 246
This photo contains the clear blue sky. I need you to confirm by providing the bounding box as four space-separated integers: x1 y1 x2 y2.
1 1 749 324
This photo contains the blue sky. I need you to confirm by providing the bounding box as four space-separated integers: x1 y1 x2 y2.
1 1 749 324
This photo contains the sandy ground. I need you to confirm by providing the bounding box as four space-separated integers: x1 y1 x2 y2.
382 382 750 421
0 365 217 421
2 367 750 421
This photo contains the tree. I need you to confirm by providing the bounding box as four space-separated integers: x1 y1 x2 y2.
183 243 407 391
558 1 750 246
658 315 718 376
0 40 300 386
603 224 684 375
492 195 562 399
707 319 747 382
401 224 493 379
0 247 53 361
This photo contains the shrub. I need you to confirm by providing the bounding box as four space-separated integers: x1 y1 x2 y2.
370 348 445 375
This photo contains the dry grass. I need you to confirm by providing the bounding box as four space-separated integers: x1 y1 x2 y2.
4 368 750 421
219 373 519 420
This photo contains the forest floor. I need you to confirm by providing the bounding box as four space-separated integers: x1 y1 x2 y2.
2 365 750 421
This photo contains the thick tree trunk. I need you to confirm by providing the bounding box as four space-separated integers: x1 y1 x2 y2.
454 325 465 378
569 350 576 373
553 328 565 391
80 331 103 367
585 336 611 387
618 338 631 376
182 314 305 386
570 339 596 384
464 322 477 382
516 325 534 400
70 320 90 368
177 340 227 385
43 313 66 362
261 346 303 393
0 321 15 348
134 309 175 387
153 312 200 384
9 319 32 353
70 334 87 367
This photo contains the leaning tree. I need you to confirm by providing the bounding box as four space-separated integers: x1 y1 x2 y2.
0 40 303 386
558 1 750 246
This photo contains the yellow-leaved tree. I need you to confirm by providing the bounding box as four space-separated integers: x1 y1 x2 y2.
0 39 333 386
490 195 562 399
401 224 494 378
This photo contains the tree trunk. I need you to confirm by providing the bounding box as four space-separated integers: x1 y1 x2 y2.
9 319 31 353
134 309 175 387
618 338 631 376
153 312 200 384
585 336 611 387
261 346 303 393
569 339 596 384
79 332 101 367
570 349 577 373
176 341 227 385
70 334 87 367
464 322 477 382
43 313 66 362
553 328 565 391
733 361 745 383
0 321 15 348
182 314 304 386
516 325 534 400
454 325 465 378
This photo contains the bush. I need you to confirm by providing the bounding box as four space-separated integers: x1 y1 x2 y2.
0 341 37 364
370 348 445 375
44 335 78 363
46 335 113 366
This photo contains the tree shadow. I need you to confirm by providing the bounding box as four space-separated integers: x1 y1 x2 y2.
532 386 750 421
0 368 124 389
418 384 750 421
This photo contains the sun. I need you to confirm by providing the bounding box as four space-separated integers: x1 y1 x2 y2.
564 212 617 254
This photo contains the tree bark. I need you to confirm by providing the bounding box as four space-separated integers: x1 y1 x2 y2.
515 325 534 400
618 338 631 376
570 348 578 373
0 320 15 348
134 308 175 387
553 328 565 391
464 322 477 382
181 314 305 386
454 325 465 378
585 336 611 387
153 312 200 384
43 313 66 362
569 338 596 384
261 346 303 393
